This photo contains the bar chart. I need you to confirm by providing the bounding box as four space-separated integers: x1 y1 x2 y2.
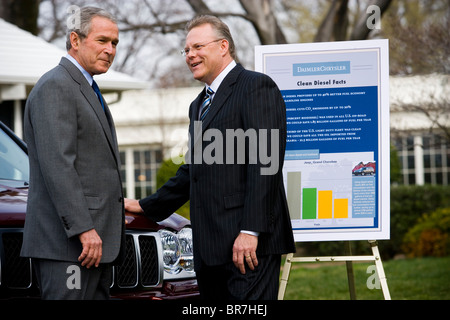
284 151 377 234
287 171 350 220
303 188 349 219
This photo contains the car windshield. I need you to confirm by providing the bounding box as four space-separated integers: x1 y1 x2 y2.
0 128 29 184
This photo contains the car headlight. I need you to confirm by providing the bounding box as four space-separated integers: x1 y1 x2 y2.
159 227 194 274
178 227 194 272
159 229 181 274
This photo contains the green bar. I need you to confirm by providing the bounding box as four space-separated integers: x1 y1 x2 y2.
302 188 317 219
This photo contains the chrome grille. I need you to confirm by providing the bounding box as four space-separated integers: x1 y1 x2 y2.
138 235 159 286
0 231 32 289
0 231 161 292
114 233 161 288
115 234 138 287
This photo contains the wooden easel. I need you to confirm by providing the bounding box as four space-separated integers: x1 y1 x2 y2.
278 240 391 300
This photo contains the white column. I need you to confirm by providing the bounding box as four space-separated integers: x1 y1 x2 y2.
13 99 23 139
125 148 135 199
1 84 26 138
414 135 424 185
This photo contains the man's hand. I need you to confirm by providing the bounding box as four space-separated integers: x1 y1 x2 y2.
232 232 258 275
78 229 102 268
124 198 144 213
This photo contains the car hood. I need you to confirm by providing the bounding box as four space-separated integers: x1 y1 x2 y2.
125 211 191 232
0 180 190 231
0 181 28 226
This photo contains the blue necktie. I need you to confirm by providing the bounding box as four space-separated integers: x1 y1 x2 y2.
199 87 214 120
92 80 105 111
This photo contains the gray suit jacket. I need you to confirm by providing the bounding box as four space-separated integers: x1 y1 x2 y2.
21 57 125 264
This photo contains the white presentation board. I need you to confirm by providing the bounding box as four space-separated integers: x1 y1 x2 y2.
255 40 390 242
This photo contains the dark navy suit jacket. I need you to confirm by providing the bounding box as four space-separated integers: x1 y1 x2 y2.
139 64 295 270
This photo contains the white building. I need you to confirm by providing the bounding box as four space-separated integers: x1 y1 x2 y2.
106 87 200 199
0 18 149 200
1 18 449 199
109 73 450 198
0 18 148 137
390 73 450 185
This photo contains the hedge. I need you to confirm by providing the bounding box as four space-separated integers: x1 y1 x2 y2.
402 207 450 257
156 157 450 259
298 185 450 259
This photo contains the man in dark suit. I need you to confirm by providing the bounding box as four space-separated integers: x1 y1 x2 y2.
125 15 295 300
21 7 124 299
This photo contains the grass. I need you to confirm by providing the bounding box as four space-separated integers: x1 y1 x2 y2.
281 256 450 300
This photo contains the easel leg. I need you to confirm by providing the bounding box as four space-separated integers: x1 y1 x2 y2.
345 242 357 300
369 240 391 300
277 242 391 300
278 253 293 300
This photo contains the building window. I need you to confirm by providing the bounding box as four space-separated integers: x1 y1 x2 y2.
422 134 449 185
393 135 416 185
119 147 163 199
393 133 449 185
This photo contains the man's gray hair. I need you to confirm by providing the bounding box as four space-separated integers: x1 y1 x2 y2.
66 6 117 51
185 15 238 61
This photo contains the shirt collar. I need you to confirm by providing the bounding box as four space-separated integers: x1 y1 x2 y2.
65 54 94 86
207 60 237 94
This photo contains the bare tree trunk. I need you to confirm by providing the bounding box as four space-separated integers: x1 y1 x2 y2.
0 0 40 35
239 0 287 44
186 0 287 45
314 0 349 42
185 0 212 15
350 0 392 40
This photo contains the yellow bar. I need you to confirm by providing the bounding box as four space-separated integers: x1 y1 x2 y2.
334 198 349 218
318 190 332 219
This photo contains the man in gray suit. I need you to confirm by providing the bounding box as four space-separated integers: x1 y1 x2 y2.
21 7 124 300
126 15 295 300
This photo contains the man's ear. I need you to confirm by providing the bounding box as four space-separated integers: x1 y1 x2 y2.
70 31 81 50
220 39 230 57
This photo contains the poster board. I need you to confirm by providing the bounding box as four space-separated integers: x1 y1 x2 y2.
255 40 390 242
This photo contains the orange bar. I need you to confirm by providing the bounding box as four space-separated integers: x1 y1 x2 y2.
318 191 332 219
334 198 349 218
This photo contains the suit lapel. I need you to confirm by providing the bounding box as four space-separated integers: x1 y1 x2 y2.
103 103 121 163
59 58 120 165
191 64 244 150
191 90 205 121
201 64 243 132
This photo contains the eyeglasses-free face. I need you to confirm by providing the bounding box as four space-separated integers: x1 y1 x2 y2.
71 16 119 76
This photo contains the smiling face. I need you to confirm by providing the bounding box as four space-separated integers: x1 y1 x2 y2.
69 16 119 76
184 23 232 86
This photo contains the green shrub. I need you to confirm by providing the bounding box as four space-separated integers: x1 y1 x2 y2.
390 144 402 184
402 207 450 257
385 185 450 257
156 156 190 220
299 185 450 259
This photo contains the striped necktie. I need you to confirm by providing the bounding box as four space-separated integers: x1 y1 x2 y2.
199 87 214 120
92 80 105 111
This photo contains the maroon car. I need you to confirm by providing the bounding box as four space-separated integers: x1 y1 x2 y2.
0 121 199 300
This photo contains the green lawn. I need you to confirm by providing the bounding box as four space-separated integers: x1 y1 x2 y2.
281 256 450 300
